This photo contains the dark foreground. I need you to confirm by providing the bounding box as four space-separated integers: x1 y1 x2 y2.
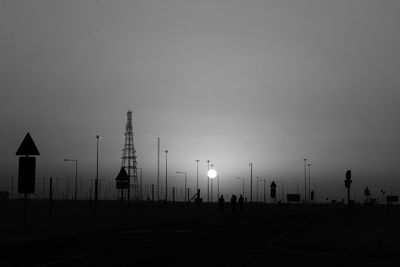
1 200 400 266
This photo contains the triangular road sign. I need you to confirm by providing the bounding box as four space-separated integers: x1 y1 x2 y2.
116 167 129 181
16 133 40 156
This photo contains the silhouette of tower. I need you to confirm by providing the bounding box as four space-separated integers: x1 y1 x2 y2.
121 111 138 200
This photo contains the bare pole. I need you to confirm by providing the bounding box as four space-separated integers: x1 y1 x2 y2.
95 135 100 212
196 160 199 191
303 158 307 204
249 163 253 203
217 175 220 199
308 163 311 204
206 160 210 202
165 150 168 201
157 137 160 200
256 176 259 202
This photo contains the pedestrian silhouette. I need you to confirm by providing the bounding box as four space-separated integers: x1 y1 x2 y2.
231 194 237 212
239 194 244 212
218 195 225 212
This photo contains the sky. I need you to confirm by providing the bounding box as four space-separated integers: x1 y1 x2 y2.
1 0 400 201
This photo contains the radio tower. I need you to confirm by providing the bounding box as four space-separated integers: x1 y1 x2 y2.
121 111 138 201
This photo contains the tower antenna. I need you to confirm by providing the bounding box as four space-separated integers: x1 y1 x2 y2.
121 111 138 201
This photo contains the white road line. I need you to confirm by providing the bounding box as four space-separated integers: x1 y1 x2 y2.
34 252 95 267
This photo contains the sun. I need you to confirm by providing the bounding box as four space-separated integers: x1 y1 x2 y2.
207 169 217 179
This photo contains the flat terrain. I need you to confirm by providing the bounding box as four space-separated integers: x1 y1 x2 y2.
1 200 400 266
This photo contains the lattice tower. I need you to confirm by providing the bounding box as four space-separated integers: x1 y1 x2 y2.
121 111 138 198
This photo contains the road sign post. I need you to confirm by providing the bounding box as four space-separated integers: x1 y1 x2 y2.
344 170 352 206
270 181 277 204
16 133 40 228
116 167 129 217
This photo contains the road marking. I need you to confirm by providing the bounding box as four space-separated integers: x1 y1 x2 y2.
34 252 95 267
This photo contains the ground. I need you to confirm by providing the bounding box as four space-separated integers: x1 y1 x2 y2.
1 200 400 266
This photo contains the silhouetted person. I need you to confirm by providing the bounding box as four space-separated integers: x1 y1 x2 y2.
231 194 237 212
218 195 225 212
239 194 244 212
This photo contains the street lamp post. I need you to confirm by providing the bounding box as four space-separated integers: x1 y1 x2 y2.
217 175 220 199
176 171 187 202
308 163 311 204
196 160 199 191
303 158 307 203
263 179 266 203
165 150 168 201
236 177 244 197
206 160 210 202
277 181 285 203
256 176 260 202
64 159 78 201
249 163 253 203
207 169 217 202
95 134 101 212
137 168 143 201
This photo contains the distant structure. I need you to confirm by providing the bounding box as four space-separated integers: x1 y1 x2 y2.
121 111 138 200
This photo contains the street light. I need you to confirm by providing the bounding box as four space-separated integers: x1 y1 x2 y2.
64 159 78 201
308 163 311 204
256 176 260 202
195 160 199 191
206 160 210 202
165 150 168 201
262 178 267 203
176 171 187 202
303 158 307 203
277 180 285 203
95 134 102 212
249 163 253 203
207 168 217 202
236 177 244 197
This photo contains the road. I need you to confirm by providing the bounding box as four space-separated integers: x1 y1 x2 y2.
2 204 400 266
0 205 319 266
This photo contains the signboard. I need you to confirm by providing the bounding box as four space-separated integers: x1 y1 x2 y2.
387 195 398 202
287 194 300 202
116 167 130 189
16 133 40 194
18 157 36 194
270 181 277 198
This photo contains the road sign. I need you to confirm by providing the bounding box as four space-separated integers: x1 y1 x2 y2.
270 181 277 198
386 195 398 202
16 132 40 228
116 167 129 189
18 157 36 194
16 133 40 156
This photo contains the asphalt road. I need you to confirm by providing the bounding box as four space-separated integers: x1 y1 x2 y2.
2 205 400 266
0 205 319 266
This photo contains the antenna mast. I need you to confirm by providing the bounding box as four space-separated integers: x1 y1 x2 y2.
121 111 138 200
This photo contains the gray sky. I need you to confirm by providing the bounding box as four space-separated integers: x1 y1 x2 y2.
1 0 400 201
